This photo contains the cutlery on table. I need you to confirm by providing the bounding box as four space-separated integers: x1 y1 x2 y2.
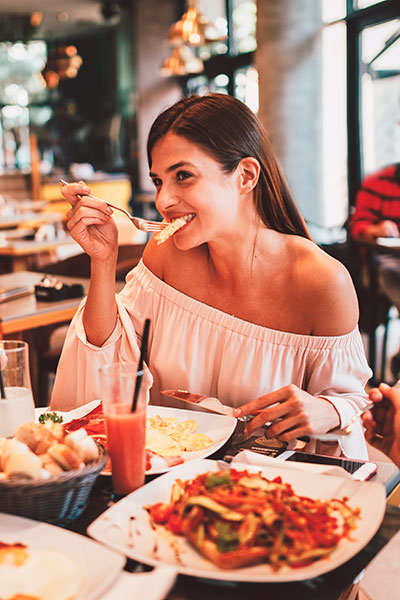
59 179 168 233
160 389 273 446
161 389 236 417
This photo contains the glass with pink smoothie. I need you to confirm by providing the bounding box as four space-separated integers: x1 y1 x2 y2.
100 363 148 495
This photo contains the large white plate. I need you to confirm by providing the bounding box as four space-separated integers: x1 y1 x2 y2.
35 403 237 476
0 512 125 600
88 458 387 583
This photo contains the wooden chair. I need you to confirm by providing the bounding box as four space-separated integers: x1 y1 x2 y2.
359 247 397 384
321 239 395 384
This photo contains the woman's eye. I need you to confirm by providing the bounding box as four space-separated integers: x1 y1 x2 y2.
152 177 162 188
176 170 191 182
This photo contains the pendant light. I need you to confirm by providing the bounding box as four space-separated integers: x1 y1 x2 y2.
168 0 225 47
161 44 204 77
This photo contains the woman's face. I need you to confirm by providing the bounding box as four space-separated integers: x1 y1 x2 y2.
149 132 241 249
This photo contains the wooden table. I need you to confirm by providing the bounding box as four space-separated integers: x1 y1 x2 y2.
0 211 63 230
0 271 88 336
0 235 80 273
0 271 125 404
0 270 89 403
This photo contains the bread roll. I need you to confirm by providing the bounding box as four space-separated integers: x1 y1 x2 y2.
64 428 87 450
38 452 64 476
15 422 42 451
1 439 30 471
48 443 82 471
74 436 99 463
42 420 64 441
5 451 43 480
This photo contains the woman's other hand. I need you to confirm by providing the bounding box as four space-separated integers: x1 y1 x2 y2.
362 383 400 467
233 384 340 441
61 181 118 262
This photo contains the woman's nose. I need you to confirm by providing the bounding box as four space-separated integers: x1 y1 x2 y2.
156 187 179 213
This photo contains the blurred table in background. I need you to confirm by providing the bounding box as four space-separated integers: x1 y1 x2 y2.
40 173 132 215
354 238 400 382
0 270 125 405
0 235 80 273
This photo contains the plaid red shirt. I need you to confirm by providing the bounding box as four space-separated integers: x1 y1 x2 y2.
350 164 400 238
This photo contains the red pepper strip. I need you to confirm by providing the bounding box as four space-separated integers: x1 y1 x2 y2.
149 502 174 524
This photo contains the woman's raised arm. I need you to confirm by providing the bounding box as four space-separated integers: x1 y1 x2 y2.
62 181 119 346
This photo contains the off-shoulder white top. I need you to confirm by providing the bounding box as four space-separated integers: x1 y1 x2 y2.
51 260 372 459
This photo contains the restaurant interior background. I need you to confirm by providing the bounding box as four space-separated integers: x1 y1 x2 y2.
0 0 399 396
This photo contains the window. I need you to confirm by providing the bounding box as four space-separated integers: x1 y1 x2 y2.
347 0 400 203
183 0 257 110
360 19 400 174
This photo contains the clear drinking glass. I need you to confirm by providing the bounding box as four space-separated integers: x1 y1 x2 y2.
0 340 35 438
99 362 148 496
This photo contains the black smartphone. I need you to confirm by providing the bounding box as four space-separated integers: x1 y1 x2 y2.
277 451 378 481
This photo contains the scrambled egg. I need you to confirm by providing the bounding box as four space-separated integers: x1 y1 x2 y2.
146 415 213 457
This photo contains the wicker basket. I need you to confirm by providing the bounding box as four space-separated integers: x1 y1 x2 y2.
0 444 107 525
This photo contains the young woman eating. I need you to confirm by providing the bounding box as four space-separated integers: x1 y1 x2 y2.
51 94 371 459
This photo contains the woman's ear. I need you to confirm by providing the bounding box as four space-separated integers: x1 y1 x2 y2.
237 157 260 193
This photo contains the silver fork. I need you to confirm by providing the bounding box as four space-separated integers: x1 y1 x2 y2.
310 379 400 441
59 179 167 233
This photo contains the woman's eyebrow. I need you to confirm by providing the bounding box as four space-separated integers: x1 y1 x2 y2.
149 161 195 178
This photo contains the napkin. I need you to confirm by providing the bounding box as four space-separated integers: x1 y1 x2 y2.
231 449 352 478
98 566 177 600
358 530 400 600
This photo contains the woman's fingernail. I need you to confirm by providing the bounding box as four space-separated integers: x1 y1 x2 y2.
233 408 241 417
106 207 113 215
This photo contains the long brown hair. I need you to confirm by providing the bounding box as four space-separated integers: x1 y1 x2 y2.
147 94 311 239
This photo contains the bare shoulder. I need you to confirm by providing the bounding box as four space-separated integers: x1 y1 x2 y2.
288 237 359 335
141 236 197 281
141 236 165 278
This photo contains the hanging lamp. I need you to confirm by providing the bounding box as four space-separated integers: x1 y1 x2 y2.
161 44 204 77
168 0 225 47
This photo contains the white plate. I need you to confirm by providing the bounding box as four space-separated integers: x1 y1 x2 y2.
35 400 102 425
145 406 236 475
88 458 387 583
0 512 125 600
35 403 237 476
376 237 400 248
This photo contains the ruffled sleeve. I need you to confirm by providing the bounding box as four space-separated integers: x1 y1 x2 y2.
50 292 153 411
303 327 371 459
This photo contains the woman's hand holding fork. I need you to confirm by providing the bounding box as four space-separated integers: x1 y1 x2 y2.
61 180 118 263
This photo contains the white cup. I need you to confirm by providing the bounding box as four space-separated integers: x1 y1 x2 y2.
0 340 35 438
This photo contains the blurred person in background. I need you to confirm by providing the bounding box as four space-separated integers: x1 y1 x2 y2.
350 164 400 379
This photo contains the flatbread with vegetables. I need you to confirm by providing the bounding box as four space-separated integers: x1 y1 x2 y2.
147 468 360 570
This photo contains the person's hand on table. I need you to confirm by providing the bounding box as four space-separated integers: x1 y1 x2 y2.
62 181 118 262
233 384 340 441
368 220 400 239
362 383 400 468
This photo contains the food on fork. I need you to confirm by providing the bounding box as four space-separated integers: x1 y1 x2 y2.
146 469 360 570
154 214 195 245
0 541 84 600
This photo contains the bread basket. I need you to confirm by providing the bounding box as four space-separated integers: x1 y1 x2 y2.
0 443 107 525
